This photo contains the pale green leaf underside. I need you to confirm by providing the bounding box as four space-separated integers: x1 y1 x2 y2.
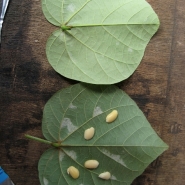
39 83 168 185
42 0 160 84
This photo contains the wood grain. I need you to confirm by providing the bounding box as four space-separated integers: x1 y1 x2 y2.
0 0 184 184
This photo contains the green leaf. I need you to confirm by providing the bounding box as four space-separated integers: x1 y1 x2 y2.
42 0 160 84
39 83 168 185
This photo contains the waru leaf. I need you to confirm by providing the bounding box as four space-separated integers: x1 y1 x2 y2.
42 0 160 84
39 83 168 185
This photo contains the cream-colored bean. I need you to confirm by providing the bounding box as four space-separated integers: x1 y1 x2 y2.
98 172 111 180
106 110 118 123
84 127 95 140
67 166 79 179
84 160 99 169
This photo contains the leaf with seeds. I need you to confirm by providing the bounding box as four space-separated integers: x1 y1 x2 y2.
42 0 160 84
38 83 168 185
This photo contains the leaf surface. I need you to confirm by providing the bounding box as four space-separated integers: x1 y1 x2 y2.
39 83 168 185
42 0 160 84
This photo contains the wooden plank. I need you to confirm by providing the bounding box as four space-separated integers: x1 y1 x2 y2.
0 0 184 184
153 0 185 184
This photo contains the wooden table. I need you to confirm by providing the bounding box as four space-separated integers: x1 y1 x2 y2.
0 0 184 184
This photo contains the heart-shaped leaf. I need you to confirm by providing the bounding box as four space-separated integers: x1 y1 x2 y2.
39 83 168 185
42 0 160 84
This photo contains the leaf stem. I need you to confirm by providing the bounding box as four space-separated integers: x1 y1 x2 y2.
61 25 72 30
25 134 52 145
25 134 62 147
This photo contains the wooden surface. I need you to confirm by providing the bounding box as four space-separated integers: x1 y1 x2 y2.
0 0 185 184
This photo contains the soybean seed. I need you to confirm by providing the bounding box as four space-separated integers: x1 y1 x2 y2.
84 160 99 169
99 172 111 180
106 110 118 123
67 166 79 179
84 127 95 140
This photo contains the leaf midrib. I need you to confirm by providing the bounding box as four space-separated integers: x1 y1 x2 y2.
64 23 159 27
60 145 168 148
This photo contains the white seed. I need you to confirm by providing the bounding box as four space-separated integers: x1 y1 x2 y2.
84 127 95 140
67 166 79 179
84 160 99 169
106 110 118 123
99 172 111 180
